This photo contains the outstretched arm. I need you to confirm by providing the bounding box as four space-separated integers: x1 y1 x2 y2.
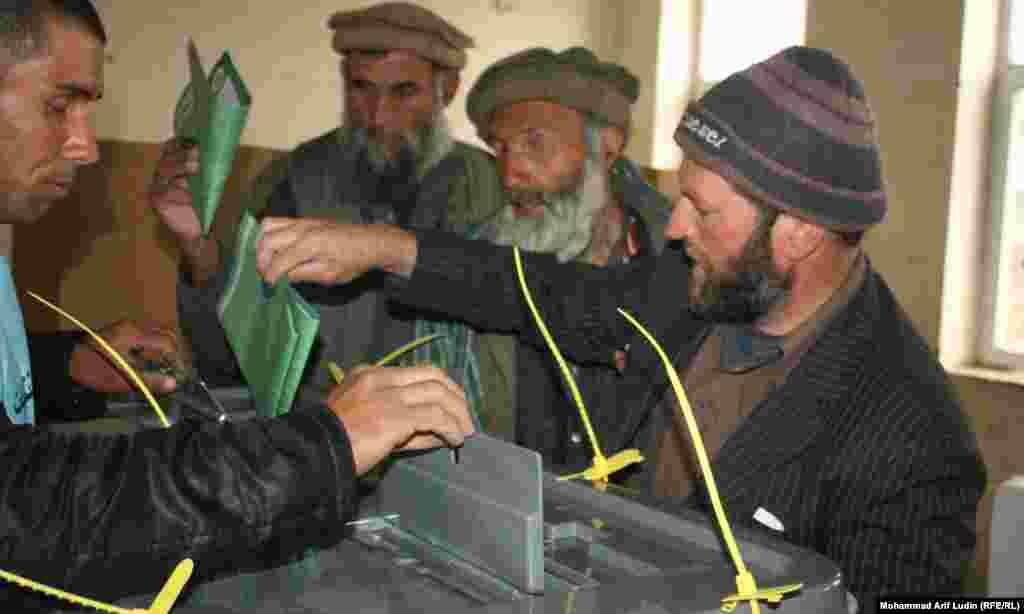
255 219 669 365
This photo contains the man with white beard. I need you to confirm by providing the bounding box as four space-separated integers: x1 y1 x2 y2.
410 47 673 466
149 2 504 394
482 132 609 263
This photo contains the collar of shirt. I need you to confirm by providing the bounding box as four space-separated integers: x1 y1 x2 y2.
0 256 33 424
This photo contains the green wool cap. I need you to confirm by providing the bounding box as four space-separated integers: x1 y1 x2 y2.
467 46 639 139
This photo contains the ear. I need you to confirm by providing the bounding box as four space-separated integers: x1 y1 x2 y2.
442 73 460 107
600 126 626 167
773 214 826 267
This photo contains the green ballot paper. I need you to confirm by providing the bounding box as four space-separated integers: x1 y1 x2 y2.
175 39 252 236
218 211 320 418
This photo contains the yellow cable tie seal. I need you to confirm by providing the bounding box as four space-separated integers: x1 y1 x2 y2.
512 247 642 487
0 558 193 614
27 292 171 428
327 333 445 384
618 308 802 613
722 576 804 611
557 449 643 484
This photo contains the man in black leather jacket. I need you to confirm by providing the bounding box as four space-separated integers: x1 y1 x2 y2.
0 3 474 610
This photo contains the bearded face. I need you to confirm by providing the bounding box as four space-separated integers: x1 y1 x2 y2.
342 51 454 180
687 208 792 323
483 152 614 263
482 116 616 263
348 108 452 180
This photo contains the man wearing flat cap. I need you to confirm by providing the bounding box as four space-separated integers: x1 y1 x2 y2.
407 46 673 465
254 46 985 607
148 2 503 396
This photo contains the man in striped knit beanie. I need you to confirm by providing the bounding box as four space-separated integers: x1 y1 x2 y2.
255 46 986 609
671 45 885 324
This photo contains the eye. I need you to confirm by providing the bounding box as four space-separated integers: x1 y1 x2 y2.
47 97 70 115
349 79 371 92
393 83 420 98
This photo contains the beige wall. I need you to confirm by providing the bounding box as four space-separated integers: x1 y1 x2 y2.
617 1 662 167
93 0 625 153
806 2 963 349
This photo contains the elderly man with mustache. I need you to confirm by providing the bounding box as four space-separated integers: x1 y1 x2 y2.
412 46 672 467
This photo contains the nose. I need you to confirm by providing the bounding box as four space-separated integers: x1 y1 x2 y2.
62 109 99 165
365 94 395 131
498 152 532 191
664 195 696 242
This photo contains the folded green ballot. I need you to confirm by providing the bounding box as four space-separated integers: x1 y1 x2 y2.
175 39 252 236
218 211 320 418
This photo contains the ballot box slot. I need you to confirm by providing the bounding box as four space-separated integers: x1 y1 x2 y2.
350 516 527 605
542 519 717 586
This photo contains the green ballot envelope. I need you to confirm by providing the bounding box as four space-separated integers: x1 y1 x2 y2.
218 212 320 418
175 39 252 236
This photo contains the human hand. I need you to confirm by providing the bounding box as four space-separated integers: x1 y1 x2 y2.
254 217 417 286
148 137 201 244
148 137 223 285
69 320 187 395
326 365 475 476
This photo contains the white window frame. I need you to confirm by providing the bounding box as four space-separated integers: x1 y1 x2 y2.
979 7 1024 370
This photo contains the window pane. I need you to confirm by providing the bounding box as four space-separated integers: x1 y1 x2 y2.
699 1 807 82
993 86 1024 354
1012 0 1024 65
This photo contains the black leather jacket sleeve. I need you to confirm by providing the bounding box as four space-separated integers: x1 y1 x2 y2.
26 330 109 423
0 405 359 607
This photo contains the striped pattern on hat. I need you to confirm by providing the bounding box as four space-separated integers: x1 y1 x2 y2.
675 46 886 231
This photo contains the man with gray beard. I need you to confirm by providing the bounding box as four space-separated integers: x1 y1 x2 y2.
406 47 673 468
481 137 607 264
149 3 504 395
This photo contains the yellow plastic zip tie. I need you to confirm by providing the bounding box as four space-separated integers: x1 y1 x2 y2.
0 558 193 614
618 308 802 612
27 292 171 428
327 362 346 386
145 558 194 614
720 582 804 607
373 333 444 369
327 333 444 385
512 247 642 488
